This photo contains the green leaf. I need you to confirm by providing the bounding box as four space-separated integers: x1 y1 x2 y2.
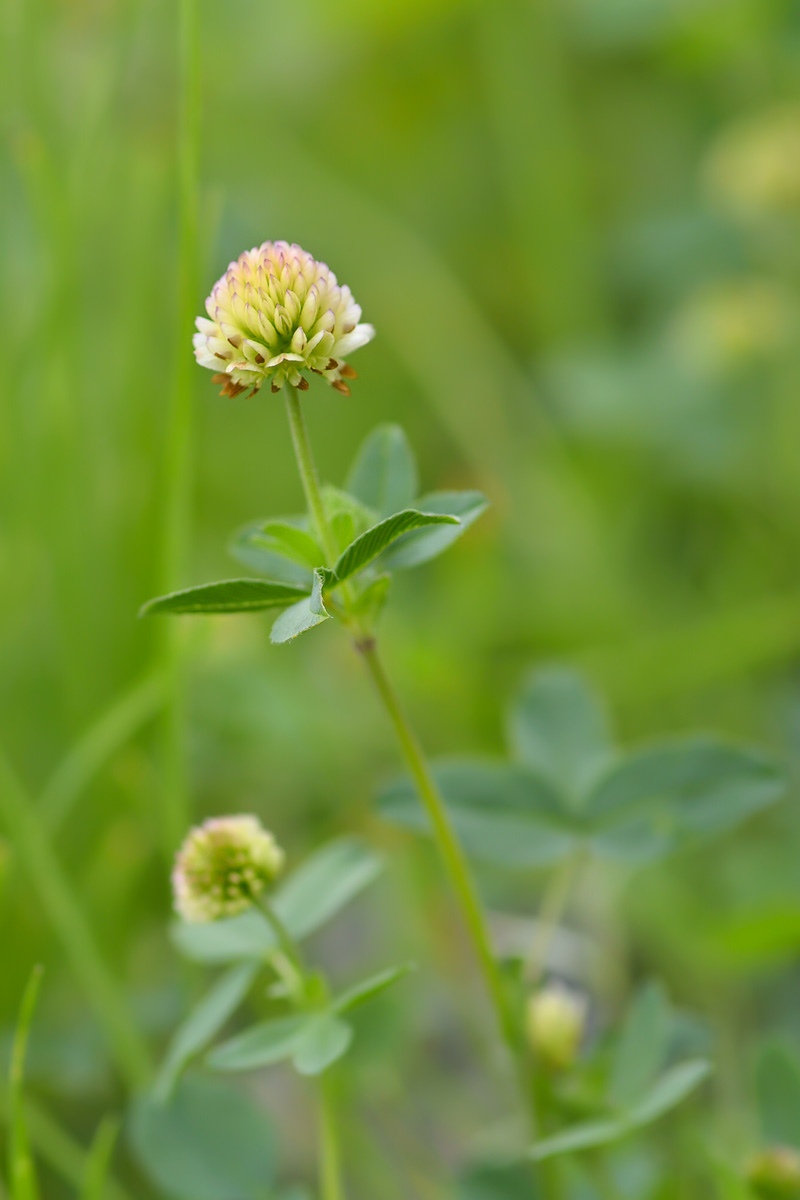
587 738 785 849
256 521 323 569
345 424 418 517
272 837 384 940
379 490 488 569
155 962 260 1100
171 909 276 965
10 966 43 1200
172 839 383 965
140 579 309 617
329 509 459 586
755 1040 800 1149
609 981 671 1106
378 761 577 867
350 575 392 626
270 571 331 643
292 1014 353 1076
457 1161 539 1200
206 1015 309 1072
508 668 612 801
625 1059 711 1125
529 1116 628 1161
529 1059 710 1162
333 963 415 1014
228 522 313 586
128 1073 277 1200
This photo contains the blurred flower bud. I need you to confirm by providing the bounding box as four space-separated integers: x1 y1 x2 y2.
747 1146 800 1199
526 983 587 1071
172 815 284 923
194 241 374 398
705 105 800 217
668 279 795 376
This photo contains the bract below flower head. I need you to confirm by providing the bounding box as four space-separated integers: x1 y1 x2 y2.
172 814 284 923
193 241 375 398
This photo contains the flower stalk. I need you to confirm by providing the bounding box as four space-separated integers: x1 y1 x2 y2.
282 384 535 1128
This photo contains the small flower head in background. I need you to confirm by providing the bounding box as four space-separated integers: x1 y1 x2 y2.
193 241 375 398
526 982 587 1072
746 1146 800 1199
173 815 285 922
705 104 800 217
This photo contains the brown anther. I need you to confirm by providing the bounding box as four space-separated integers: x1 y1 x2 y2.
214 376 248 398
297 376 309 391
254 353 265 364
214 352 227 360
331 380 351 396
227 335 242 347
340 364 358 380
271 382 281 393
327 359 339 370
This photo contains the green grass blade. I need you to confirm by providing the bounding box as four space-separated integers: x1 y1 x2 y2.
9 966 43 1200
80 1117 120 1200
0 753 151 1091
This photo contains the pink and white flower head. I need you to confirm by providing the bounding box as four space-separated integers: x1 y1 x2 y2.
193 241 375 398
172 815 285 923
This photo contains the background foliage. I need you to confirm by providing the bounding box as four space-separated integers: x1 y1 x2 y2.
2 0 800 1195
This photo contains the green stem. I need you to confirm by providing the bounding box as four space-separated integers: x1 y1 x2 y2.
360 639 543 1140
281 388 537 1132
284 386 341 568
319 1072 345 1200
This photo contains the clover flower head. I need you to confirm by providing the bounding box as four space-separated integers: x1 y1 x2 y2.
526 983 587 1071
193 241 375 398
172 815 284 923
747 1147 800 1199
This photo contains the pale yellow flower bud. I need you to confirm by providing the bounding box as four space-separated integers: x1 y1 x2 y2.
705 105 800 217
172 815 284 923
526 984 586 1071
193 241 374 398
747 1147 800 1199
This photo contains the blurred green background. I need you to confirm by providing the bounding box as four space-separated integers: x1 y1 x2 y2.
3 0 800 1194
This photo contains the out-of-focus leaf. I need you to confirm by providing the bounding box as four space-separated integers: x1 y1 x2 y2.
530 1059 710 1161
626 1059 710 1126
333 963 414 1014
155 963 260 1099
587 739 785 845
272 837 383 940
328 509 458 585
350 574 392 625
128 1074 277 1200
292 1013 353 1076
229 521 313 586
508 667 613 800
378 760 576 866
379 490 488 569
345 424 418 517
457 1160 538 1200
256 520 323 569
609 981 671 1106
173 839 383 964
755 1041 800 1150
140 579 309 617
206 1016 309 1072
171 909 275 965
